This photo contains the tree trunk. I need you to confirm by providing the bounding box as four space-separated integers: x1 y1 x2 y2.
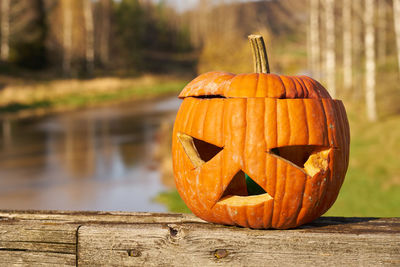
342 0 352 90
62 0 72 76
352 0 362 99
100 0 110 67
0 0 10 61
325 0 335 98
83 0 94 74
394 0 400 74
377 0 386 64
309 0 320 79
364 0 377 121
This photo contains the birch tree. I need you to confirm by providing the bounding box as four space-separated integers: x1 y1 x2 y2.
309 0 320 79
352 0 363 98
342 0 352 90
377 0 387 63
364 0 377 121
1 0 10 61
325 0 335 98
394 0 400 74
83 0 94 74
62 0 72 76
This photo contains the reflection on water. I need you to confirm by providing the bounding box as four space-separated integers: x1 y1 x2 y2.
0 97 181 212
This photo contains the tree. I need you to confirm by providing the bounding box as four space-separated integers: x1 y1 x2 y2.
325 0 335 98
83 0 94 74
62 0 72 76
394 0 400 74
1 0 10 61
10 0 47 69
352 0 363 98
99 0 111 67
377 0 387 63
364 0 377 121
114 0 145 69
342 0 352 90
309 0 320 79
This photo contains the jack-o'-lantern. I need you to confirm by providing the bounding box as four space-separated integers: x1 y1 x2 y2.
172 35 350 229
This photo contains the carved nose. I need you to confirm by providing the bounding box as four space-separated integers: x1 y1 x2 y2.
216 169 273 206
221 170 266 198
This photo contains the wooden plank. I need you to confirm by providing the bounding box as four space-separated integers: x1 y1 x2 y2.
0 220 77 266
78 218 400 266
1 210 399 266
0 251 76 266
0 209 205 224
0 251 75 266
0 210 204 266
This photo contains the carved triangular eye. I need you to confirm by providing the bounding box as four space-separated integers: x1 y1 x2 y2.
193 138 223 162
268 145 331 176
177 133 223 168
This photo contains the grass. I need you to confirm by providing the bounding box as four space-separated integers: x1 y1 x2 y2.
155 101 400 217
39 81 185 109
154 191 191 213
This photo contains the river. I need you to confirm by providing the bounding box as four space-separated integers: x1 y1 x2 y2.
0 96 181 212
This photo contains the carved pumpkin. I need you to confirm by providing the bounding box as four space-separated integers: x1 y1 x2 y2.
172 35 350 229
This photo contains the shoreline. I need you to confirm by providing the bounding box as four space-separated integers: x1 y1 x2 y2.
0 75 187 120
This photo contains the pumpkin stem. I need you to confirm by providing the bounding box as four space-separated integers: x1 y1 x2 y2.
248 34 270 74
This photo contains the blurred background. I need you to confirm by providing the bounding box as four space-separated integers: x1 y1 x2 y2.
0 0 399 216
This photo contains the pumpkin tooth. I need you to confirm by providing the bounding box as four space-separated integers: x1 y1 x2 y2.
304 148 331 177
268 145 331 177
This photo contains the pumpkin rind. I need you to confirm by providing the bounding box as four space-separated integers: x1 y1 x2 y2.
179 72 332 99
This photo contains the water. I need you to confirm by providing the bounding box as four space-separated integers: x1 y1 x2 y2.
0 97 181 212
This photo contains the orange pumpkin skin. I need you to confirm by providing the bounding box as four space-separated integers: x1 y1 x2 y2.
172 71 350 229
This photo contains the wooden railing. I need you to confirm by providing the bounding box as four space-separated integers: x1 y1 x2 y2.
0 210 399 266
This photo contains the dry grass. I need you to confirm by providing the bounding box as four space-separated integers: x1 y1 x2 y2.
0 74 184 106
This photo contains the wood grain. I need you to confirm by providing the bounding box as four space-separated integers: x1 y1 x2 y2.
0 210 399 266
0 209 205 224
78 218 400 266
0 220 77 266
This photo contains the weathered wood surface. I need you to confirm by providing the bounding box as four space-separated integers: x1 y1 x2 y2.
0 210 399 266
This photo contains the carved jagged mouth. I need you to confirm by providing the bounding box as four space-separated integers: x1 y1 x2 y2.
216 170 273 206
215 147 331 206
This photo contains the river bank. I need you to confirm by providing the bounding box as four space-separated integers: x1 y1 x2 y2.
0 75 187 119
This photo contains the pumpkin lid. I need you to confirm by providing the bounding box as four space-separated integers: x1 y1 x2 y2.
179 71 332 99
